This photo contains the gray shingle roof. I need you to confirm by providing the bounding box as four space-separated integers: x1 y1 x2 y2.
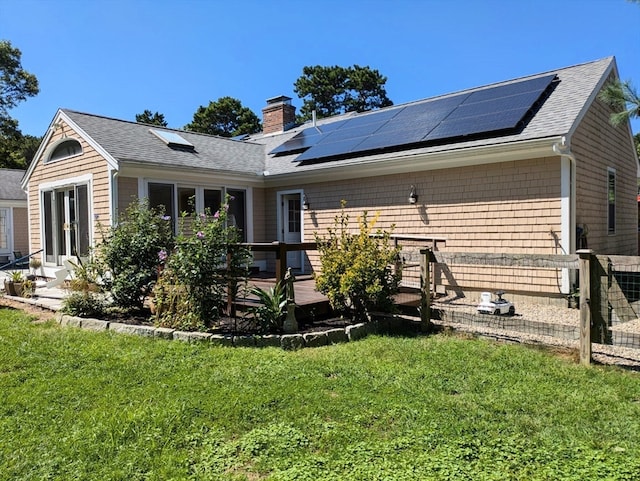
0 169 27 200
58 58 613 181
252 57 614 176
62 110 266 176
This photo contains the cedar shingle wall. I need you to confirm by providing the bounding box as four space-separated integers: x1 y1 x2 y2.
12 207 29 254
267 157 564 294
27 121 111 256
117 176 139 220
572 76 638 255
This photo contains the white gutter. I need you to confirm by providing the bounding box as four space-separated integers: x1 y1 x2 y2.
553 135 576 294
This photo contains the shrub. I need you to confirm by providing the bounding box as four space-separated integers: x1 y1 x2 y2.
99 199 174 311
314 201 400 322
153 195 251 329
246 281 287 333
62 291 107 318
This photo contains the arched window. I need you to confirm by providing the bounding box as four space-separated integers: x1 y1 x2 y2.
47 139 82 163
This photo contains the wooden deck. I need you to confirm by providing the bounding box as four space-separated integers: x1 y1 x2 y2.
236 274 422 320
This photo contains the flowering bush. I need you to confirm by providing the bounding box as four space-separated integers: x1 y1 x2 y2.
153 196 252 330
314 201 400 322
100 199 174 310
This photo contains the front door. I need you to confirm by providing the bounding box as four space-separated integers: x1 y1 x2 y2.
282 193 302 270
43 185 90 265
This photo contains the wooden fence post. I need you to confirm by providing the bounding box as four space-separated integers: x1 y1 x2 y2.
577 249 593 365
420 248 432 331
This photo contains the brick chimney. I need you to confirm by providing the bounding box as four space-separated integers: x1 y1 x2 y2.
262 95 296 134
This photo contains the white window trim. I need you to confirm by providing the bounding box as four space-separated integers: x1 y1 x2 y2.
44 138 84 164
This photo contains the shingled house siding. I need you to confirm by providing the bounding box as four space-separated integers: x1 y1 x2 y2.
27 121 111 258
117 176 139 219
572 85 638 256
285 156 564 295
12 207 29 254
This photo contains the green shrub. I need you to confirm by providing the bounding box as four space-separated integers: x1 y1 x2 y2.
314 201 400 322
99 199 174 311
61 291 107 318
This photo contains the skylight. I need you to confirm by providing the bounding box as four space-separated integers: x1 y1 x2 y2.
150 129 195 151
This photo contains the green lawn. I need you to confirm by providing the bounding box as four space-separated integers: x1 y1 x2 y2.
1 307 639 480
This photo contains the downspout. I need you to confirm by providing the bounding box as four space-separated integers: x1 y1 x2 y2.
553 135 576 294
109 167 118 227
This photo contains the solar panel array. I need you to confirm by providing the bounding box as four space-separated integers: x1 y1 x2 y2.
270 74 557 163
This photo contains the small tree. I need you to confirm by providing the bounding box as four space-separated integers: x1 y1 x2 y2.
184 96 261 137
154 196 252 330
135 110 168 127
100 199 174 311
314 201 400 322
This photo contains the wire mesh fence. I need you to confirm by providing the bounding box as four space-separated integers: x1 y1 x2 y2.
392 248 640 358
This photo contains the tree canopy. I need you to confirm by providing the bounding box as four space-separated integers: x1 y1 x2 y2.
0 40 40 169
599 79 640 157
184 97 261 137
135 110 168 127
293 65 393 122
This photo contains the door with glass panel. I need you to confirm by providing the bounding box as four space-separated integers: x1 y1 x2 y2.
43 185 90 265
282 193 302 270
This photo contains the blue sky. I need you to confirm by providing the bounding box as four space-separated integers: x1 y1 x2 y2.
1 0 639 137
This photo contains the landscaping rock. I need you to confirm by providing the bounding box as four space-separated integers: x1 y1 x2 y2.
210 334 234 347
153 327 175 339
110 322 156 338
81 318 109 331
281 334 305 350
255 335 281 348
173 331 211 343
59 315 82 328
233 335 256 347
325 328 349 344
303 332 328 347
346 323 368 341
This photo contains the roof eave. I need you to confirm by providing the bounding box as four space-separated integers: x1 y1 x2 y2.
263 136 565 187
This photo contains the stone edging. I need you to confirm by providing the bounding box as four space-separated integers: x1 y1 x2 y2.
55 312 427 350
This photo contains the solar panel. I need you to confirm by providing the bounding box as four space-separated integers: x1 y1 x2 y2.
273 73 556 163
269 120 348 155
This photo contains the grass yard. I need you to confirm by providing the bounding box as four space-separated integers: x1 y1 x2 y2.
1 306 639 480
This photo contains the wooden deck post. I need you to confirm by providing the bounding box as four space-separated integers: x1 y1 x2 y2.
577 249 593 366
420 248 432 331
273 241 287 284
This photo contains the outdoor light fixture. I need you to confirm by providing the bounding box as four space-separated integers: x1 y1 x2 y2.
408 185 417 204
302 194 310 210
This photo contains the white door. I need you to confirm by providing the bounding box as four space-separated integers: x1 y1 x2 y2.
0 208 11 259
282 193 302 270
43 185 90 265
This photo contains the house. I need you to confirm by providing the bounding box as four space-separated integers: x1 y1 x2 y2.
0 169 29 268
21 57 638 300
